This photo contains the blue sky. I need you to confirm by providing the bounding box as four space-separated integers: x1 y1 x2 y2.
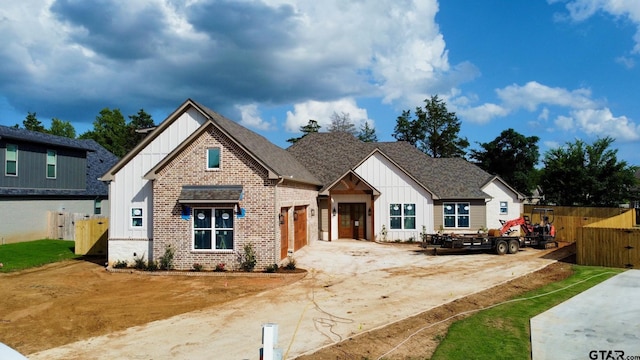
1 0 639 165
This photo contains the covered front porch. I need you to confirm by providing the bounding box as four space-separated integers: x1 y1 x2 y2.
319 171 379 241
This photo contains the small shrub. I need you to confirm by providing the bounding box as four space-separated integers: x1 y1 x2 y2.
146 260 158 272
113 260 128 269
214 263 226 272
192 263 204 272
285 257 297 270
133 254 146 270
380 225 388 241
407 236 415 243
265 263 278 273
238 243 257 272
158 245 175 270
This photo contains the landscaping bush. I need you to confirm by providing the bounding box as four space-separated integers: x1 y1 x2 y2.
237 243 257 272
133 254 147 270
192 263 204 272
158 245 175 270
214 263 226 272
113 260 128 269
285 257 297 270
265 263 278 273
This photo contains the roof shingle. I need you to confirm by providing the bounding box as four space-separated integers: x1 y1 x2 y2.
287 132 494 199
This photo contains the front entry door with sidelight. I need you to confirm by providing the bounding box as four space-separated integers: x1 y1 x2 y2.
337 203 366 239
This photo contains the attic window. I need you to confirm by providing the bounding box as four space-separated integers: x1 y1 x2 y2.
207 147 220 170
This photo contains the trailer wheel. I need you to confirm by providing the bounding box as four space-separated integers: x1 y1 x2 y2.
508 239 519 254
495 240 508 255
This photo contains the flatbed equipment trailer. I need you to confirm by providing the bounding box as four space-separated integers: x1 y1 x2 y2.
423 232 554 255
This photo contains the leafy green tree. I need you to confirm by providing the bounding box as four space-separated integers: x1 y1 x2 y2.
287 119 322 144
393 95 469 157
540 137 637 206
328 111 357 136
48 118 76 138
126 109 155 153
358 121 378 142
469 128 540 195
23 112 46 132
80 108 128 157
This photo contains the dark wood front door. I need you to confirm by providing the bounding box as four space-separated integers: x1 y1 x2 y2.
338 203 366 239
293 206 307 251
280 207 289 260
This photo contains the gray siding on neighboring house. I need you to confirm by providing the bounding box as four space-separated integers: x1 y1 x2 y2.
0 141 86 190
434 199 486 233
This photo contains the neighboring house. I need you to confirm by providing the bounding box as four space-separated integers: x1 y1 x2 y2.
100 99 321 270
0 125 118 244
287 132 524 241
103 99 524 270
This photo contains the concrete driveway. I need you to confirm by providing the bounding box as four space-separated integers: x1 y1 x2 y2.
30 239 569 360
531 269 640 360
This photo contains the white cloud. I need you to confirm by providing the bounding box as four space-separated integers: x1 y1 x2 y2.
285 98 371 133
538 107 550 121
0 0 464 129
496 81 596 111
571 108 640 141
616 56 636 68
554 115 574 131
557 0 640 53
235 103 273 131
455 103 508 124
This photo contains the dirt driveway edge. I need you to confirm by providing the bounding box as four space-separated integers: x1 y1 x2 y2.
28 240 574 360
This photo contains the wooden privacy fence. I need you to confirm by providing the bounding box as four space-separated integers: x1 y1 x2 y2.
75 218 108 256
47 211 108 256
577 209 639 269
523 205 629 243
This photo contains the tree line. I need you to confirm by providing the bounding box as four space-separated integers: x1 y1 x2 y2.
287 95 639 207
14 97 638 207
14 108 155 158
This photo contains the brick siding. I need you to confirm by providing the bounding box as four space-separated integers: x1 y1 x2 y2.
152 125 279 271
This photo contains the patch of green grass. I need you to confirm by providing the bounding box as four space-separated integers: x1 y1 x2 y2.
0 239 79 272
431 265 623 360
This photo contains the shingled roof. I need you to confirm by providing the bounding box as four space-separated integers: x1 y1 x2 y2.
192 101 321 186
105 99 320 187
287 132 495 199
0 125 118 197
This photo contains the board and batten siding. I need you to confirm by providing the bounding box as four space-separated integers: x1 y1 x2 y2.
355 152 434 241
108 108 208 262
482 179 523 231
0 142 86 190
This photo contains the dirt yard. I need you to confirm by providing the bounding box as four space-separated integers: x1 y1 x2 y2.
0 242 575 359
0 260 305 355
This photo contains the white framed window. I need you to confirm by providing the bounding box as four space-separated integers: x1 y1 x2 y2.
131 208 143 228
443 202 470 228
5 144 17 176
46 150 57 179
94 199 102 215
389 203 416 230
207 147 220 170
499 201 508 215
193 208 234 250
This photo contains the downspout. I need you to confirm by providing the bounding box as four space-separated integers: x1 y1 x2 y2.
274 176 285 263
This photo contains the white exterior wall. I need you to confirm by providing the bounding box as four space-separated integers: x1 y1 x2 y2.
0 199 107 243
482 180 523 232
108 108 208 263
354 153 434 241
